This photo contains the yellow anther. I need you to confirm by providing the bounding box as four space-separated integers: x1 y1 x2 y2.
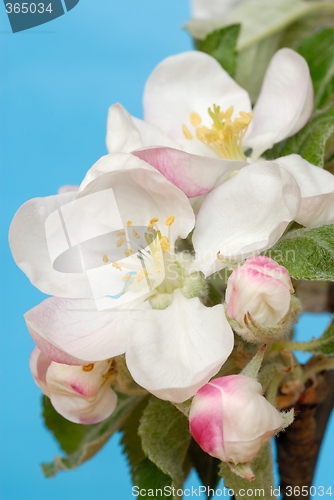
112 262 124 271
135 269 149 283
189 104 253 160
122 273 132 282
124 249 133 257
116 238 125 247
148 217 159 230
159 236 171 252
82 363 94 372
102 254 109 263
182 124 193 140
190 112 202 126
116 231 125 237
165 215 175 227
126 220 133 227
132 229 140 239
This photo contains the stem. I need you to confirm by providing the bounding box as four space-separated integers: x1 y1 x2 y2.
276 370 334 500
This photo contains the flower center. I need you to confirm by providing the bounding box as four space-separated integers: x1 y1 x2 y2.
182 105 253 160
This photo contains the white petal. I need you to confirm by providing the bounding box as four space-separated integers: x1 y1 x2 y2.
275 154 334 227
9 191 95 298
106 103 143 153
126 289 234 403
193 161 301 276
50 384 117 424
134 147 247 197
30 347 51 395
79 153 196 241
245 49 313 158
25 297 130 362
144 51 251 147
132 117 180 149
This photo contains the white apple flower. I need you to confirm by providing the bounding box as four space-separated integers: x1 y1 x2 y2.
106 48 313 195
10 153 234 403
189 375 284 464
30 346 117 424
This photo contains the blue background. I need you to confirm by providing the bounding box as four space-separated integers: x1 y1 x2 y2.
0 1 333 498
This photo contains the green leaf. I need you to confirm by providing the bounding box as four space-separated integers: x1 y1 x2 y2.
41 393 144 477
187 439 220 497
138 397 191 489
297 28 334 110
280 316 334 355
219 442 275 499
263 225 334 281
264 104 334 167
194 25 240 77
120 397 173 499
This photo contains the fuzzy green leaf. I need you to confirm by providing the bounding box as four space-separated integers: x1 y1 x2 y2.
263 225 334 281
194 25 240 77
219 442 275 499
264 104 334 167
41 393 144 477
138 397 191 489
281 316 334 355
120 397 173 499
297 28 334 110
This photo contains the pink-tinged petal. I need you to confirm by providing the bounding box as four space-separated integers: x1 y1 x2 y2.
50 384 117 425
24 297 129 362
126 289 234 403
79 154 196 241
193 161 301 276
46 359 113 398
144 51 251 145
189 384 226 461
9 191 95 298
275 154 334 227
133 147 247 198
29 331 86 365
226 267 291 327
244 49 313 158
29 347 52 394
106 104 143 153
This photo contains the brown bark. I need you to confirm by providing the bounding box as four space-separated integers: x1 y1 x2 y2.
276 370 334 500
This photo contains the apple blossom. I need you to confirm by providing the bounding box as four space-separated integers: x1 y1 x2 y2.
107 48 313 196
225 256 302 342
189 375 284 464
30 347 117 424
10 153 234 403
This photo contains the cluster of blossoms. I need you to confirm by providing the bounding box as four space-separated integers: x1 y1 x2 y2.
10 46 334 464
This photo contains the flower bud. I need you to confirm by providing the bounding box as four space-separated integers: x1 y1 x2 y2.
225 256 299 342
30 347 117 424
189 375 283 464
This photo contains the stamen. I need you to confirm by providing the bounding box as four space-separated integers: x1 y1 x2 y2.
112 262 124 271
132 229 140 239
135 269 149 283
126 220 133 227
116 231 125 237
190 112 202 126
102 254 109 263
124 249 133 257
165 215 175 226
185 104 253 160
82 363 94 372
148 217 159 230
182 124 193 140
116 238 125 247
122 273 132 282
159 236 171 252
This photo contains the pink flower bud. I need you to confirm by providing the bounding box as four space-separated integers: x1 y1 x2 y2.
226 256 294 329
189 375 283 464
30 347 117 424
